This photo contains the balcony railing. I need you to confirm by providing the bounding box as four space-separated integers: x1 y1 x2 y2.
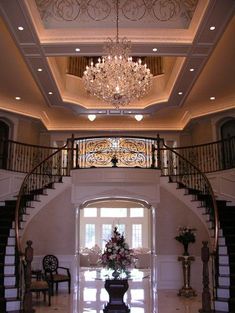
0 136 234 174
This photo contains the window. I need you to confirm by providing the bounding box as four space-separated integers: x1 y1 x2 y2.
100 208 127 217
116 224 125 236
85 224 95 248
132 224 142 248
102 224 112 248
84 207 97 217
130 208 144 217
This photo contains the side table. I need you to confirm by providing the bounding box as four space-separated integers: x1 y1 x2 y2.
178 255 197 297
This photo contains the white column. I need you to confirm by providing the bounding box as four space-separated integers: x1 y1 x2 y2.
150 204 158 313
72 205 81 313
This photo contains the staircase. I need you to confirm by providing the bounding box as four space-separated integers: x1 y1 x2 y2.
175 183 235 312
0 199 20 312
216 200 235 312
0 179 68 312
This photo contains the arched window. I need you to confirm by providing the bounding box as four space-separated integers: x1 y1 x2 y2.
0 120 9 169
220 119 235 169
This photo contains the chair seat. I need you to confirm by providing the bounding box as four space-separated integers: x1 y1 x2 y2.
31 280 49 291
53 274 70 282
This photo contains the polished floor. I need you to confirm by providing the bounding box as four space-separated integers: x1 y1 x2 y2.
31 269 202 313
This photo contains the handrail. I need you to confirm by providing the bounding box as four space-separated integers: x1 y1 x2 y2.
15 142 69 256
162 143 219 254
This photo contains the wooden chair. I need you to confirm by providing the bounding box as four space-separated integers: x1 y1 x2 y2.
42 255 71 296
30 278 51 306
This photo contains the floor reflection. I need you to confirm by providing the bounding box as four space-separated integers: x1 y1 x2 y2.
31 268 201 313
79 268 152 313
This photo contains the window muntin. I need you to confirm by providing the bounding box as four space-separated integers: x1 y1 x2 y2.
85 224 95 248
132 224 142 248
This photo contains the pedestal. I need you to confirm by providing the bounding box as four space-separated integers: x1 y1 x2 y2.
103 279 130 313
178 255 197 297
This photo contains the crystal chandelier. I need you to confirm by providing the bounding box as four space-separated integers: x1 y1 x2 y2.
82 0 153 108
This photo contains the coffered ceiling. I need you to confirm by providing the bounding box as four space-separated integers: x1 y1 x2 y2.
0 0 234 131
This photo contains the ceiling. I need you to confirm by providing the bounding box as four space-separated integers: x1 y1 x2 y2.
0 0 234 131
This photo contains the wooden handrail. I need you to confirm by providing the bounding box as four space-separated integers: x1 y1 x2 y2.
162 143 219 254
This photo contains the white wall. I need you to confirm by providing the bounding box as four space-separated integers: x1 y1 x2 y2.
22 168 210 293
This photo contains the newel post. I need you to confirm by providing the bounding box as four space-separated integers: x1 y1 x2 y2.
199 241 213 313
23 240 34 313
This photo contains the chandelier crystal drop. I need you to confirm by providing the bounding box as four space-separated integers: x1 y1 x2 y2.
82 0 153 108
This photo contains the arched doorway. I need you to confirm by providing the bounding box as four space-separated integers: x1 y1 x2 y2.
220 119 235 169
73 196 157 313
0 120 9 169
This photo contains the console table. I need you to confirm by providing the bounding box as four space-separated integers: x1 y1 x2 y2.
103 279 130 313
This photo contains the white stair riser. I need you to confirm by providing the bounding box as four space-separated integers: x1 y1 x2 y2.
4 276 16 286
219 255 229 265
6 246 15 254
6 300 21 311
215 300 229 312
219 237 226 245
5 288 18 298
7 237 15 245
4 265 15 275
219 276 230 286
219 246 228 255
5 255 15 264
217 288 230 299
219 265 230 275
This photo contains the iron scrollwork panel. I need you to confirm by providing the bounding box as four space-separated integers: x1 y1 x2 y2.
77 137 153 168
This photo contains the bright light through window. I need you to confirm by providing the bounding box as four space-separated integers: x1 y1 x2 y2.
102 224 112 249
100 208 127 217
130 208 144 217
132 224 142 248
85 224 95 248
117 224 125 236
84 207 97 217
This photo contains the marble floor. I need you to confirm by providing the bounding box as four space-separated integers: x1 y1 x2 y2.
31 269 202 313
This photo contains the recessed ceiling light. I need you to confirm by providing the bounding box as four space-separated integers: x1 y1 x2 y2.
189 68 195 72
37 68 43 72
15 96 21 100
18 26 24 31
178 91 183 95
48 91 53 95
98 111 103 113
135 114 143 121
75 48 80 52
210 96 215 100
152 48 158 52
88 114 96 121
210 26 216 31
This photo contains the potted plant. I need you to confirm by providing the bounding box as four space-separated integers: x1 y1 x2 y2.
175 226 196 256
100 226 134 278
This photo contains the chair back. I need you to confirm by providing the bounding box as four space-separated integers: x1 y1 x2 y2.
43 255 58 273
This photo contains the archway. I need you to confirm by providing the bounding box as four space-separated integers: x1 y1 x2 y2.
220 118 235 169
0 120 9 169
75 196 158 313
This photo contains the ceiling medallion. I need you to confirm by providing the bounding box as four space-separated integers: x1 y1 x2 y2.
82 0 153 108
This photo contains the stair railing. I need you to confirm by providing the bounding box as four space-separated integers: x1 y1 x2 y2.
14 141 71 309
161 143 219 307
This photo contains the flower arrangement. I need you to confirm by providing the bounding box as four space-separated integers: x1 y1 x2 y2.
100 226 134 275
175 226 196 256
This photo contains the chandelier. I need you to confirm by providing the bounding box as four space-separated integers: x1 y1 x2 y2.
82 0 153 108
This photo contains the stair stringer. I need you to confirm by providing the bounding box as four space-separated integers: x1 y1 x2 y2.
20 176 71 236
160 176 215 243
